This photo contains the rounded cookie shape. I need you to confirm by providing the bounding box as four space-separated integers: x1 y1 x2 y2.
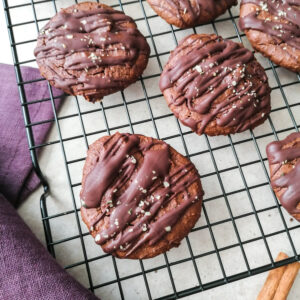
147 0 237 28
80 132 204 259
159 34 271 136
239 0 300 73
34 2 150 102
266 132 300 222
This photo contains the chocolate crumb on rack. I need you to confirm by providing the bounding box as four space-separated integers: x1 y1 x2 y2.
80 132 204 259
34 2 150 102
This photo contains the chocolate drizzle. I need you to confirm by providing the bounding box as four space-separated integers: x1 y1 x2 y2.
34 4 150 98
159 34 270 134
239 0 300 49
80 133 203 256
151 0 237 27
266 132 300 216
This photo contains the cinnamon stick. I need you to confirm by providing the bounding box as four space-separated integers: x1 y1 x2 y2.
273 259 300 300
256 252 289 300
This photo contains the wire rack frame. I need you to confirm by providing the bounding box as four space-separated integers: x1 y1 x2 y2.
2 0 300 299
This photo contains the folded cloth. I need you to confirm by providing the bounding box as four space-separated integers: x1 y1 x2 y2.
0 64 99 299
0 193 98 300
0 63 63 207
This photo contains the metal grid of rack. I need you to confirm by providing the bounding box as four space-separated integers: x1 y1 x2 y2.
3 0 300 299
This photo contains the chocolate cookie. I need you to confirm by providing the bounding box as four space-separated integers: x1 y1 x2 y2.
34 2 150 102
239 0 300 73
147 0 237 28
266 132 300 222
80 132 203 259
159 34 271 136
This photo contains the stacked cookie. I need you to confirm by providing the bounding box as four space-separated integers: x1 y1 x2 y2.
33 1 300 258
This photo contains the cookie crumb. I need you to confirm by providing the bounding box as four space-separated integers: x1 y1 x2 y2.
95 234 101 242
165 226 171 232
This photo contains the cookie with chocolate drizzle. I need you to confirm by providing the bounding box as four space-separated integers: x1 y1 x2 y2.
146 0 237 28
80 132 203 259
266 132 300 222
34 2 150 102
159 34 271 136
239 0 300 73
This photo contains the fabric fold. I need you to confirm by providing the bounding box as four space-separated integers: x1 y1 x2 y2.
0 64 99 299
0 63 63 207
0 194 98 300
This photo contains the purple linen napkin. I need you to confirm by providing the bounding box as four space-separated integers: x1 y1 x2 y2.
0 64 99 299
0 193 98 300
0 63 63 207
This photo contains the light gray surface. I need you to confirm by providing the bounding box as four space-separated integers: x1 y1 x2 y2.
1 0 299 299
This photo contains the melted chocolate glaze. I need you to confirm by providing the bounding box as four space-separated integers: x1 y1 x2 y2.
159 35 270 134
239 0 300 49
80 133 203 256
159 0 237 26
34 5 150 94
266 132 300 216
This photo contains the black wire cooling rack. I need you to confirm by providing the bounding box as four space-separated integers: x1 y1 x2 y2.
3 0 300 299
